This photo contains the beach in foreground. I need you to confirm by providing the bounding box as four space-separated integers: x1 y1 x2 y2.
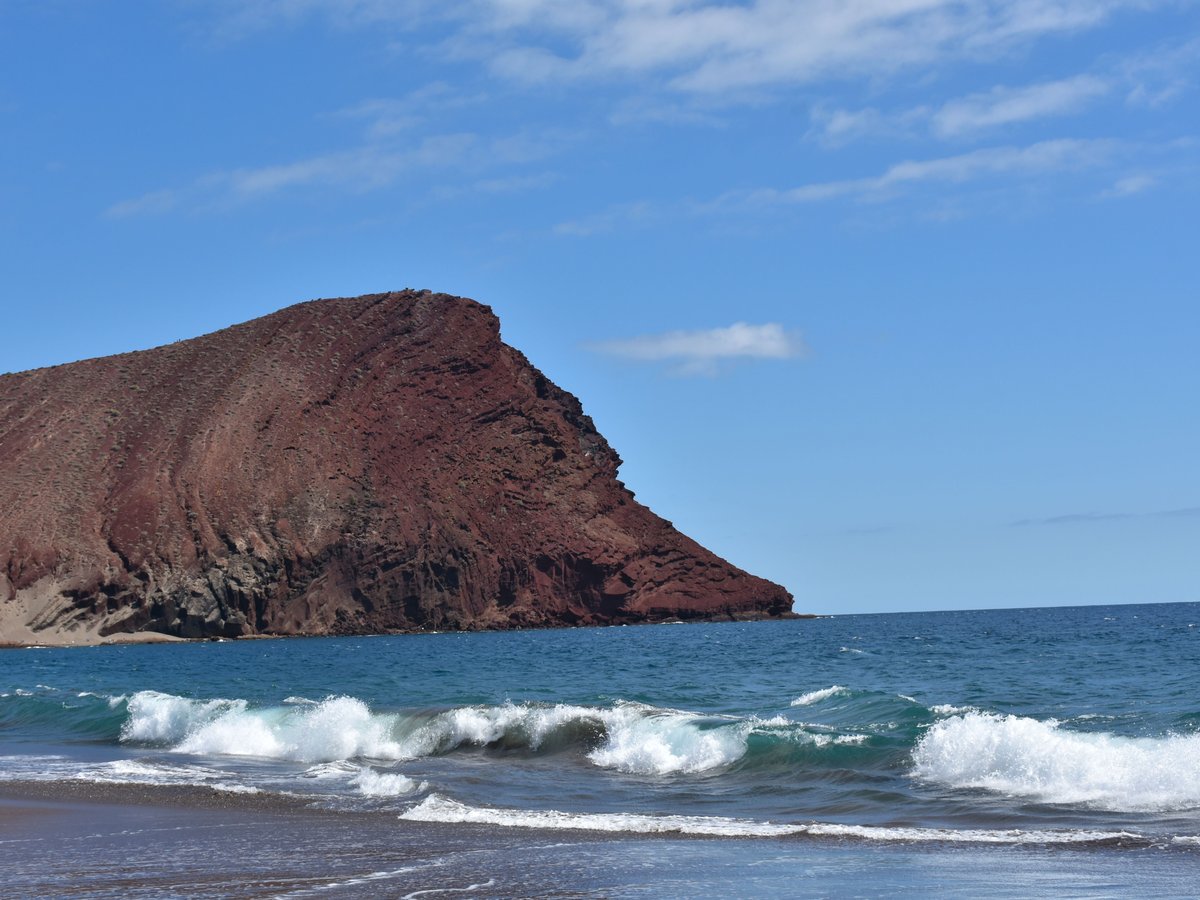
5 780 1199 898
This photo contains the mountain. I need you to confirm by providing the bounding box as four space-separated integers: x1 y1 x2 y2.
0 291 794 644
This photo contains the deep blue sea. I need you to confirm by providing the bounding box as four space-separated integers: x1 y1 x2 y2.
3 602 1200 896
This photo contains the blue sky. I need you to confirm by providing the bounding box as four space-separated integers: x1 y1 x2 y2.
2 0 1198 613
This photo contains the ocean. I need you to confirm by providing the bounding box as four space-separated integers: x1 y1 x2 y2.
2 602 1199 897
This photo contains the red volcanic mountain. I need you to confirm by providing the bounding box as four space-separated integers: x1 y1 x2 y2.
0 291 793 644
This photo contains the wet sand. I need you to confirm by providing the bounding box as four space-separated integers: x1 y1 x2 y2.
0 781 565 897
4 780 1200 898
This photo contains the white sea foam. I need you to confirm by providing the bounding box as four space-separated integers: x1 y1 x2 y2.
790 686 848 707
51 759 258 794
399 795 1139 844
402 880 496 899
807 734 868 748
122 692 404 763
396 701 753 775
350 767 423 797
394 702 601 758
120 691 243 744
930 704 976 716
301 761 362 779
256 864 445 898
585 707 749 775
117 692 815 775
301 759 423 796
401 794 800 836
913 712 1200 811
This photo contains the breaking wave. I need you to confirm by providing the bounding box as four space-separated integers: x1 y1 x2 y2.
112 691 867 775
122 692 406 762
913 712 1200 812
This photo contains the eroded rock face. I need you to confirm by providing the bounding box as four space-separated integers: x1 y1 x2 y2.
0 291 793 642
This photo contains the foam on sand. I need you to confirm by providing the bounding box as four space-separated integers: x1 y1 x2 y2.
399 795 1144 844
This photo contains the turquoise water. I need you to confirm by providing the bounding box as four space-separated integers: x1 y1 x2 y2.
3 603 1200 893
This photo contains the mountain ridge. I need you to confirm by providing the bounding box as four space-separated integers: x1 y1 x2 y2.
0 290 794 645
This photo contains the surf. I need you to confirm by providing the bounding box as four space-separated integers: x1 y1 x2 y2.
913 711 1200 812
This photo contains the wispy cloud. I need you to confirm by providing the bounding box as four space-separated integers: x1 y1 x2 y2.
1121 34 1200 108
808 105 928 146
1101 172 1158 198
932 75 1111 137
224 133 478 196
104 80 573 216
1013 506 1200 526
733 138 1118 206
105 133 478 216
553 200 657 236
430 171 560 201
811 74 1112 144
590 322 805 376
808 32 1200 147
335 82 487 138
198 1 1175 96
105 189 179 220
561 134 1191 232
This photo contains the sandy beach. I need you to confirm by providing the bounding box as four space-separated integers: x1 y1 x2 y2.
4 779 1199 898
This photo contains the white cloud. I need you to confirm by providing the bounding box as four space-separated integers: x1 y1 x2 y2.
1122 34 1200 107
808 104 931 145
811 74 1112 144
200 0 1173 95
105 189 179 219
1101 172 1157 198
932 75 1111 136
591 322 805 375
222 133 477 196
744 138 1118 205
336 82 486 138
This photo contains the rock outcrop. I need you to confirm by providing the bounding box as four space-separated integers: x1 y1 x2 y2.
0 291 793 643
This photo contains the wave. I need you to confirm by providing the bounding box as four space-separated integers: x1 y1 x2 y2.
790 686 848 707
398 795 1144 845
913 712 1200 812
0 687 128 740
108 691 873 775
122 692 406 763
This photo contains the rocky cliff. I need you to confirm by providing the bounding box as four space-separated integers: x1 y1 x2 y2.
0 291 793 644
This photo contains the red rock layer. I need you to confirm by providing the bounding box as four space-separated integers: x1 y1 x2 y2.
0 291 793 640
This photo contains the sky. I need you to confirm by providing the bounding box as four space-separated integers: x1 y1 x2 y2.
2 0 1198 614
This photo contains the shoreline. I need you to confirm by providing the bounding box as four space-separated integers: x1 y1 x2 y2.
0 610 817 651
3 780 1196 898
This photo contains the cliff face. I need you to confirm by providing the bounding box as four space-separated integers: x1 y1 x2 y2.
0 291 793 643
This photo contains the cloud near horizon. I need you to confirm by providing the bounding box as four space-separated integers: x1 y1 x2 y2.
590 322 805 375
1012 506 1200 526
